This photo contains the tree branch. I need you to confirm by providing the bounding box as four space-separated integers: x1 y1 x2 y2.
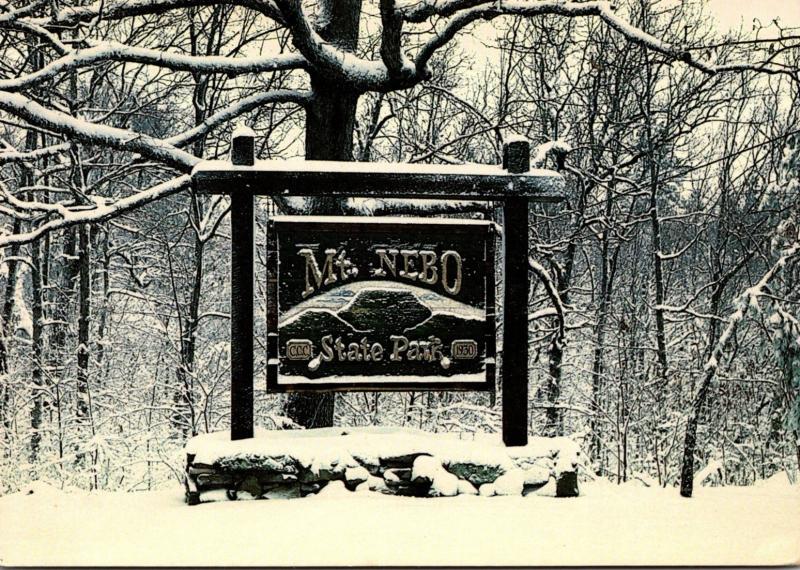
166 89 312 148
0 141 71 164
0 91 199 170
0 175 192 247
411 1 799 80
379 0 411 78
0 41 307 92
40 0 284 27
273 0 416 91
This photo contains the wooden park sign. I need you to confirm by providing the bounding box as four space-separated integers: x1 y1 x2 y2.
192 133 564 446
266 216 495 391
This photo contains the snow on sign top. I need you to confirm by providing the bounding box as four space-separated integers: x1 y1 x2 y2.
192 159 565 200
266 216 496 392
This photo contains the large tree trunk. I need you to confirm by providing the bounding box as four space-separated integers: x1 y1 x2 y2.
284 0 363 429
590 195 617 471
640 29 669 386
0 218 21 450
76 224 91 421
171 17 215 437
174 229 203 437
29 230 45 463
680 367 715 497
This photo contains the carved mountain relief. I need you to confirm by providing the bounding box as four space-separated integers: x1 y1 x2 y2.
278 285 487 380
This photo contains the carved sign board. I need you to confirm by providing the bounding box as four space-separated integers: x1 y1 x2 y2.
266 216 496 391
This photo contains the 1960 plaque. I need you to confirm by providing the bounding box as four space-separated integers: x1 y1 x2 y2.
266 216 496 391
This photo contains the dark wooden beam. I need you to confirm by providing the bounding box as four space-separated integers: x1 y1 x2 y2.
192 159 564 202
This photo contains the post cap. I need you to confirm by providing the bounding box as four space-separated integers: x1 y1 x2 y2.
502 137 530 174
231 124 256 166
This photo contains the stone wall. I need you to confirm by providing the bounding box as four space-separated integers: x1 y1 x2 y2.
184 428 581 504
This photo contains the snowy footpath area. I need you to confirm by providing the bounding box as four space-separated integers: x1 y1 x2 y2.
1 478 798 566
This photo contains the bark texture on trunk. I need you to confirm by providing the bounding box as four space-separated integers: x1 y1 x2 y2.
30 235 44 463
76 224 91 421
680 367 715 497
0 219 21 448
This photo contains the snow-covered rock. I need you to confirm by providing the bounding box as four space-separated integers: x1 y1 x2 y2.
456 479 479 495
314 480 349 498
494 470 526 496
365 475 389 493
412 455 460 497
444 460 507 486
344 465 369 489
527 477 557 497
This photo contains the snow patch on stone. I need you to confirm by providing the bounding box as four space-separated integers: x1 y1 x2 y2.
494 470 526 496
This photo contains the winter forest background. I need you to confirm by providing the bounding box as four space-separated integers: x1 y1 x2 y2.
0 0 799 498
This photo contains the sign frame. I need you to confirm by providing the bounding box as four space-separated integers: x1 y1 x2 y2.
192 135 565 446
265 216 497 392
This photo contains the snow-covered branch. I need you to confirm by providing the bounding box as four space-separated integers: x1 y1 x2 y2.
704 241 800 375
595 3 797 78
0 142 71 165
407 1 798 80
0 42 307 92
40 0 284 27
0 0 47 23
273 0 417 90
0 175 191 247
379 0 410 78
528 257 566 342
0 19 69 54
529 307 558 322
165 89 312 148
0 92 198 170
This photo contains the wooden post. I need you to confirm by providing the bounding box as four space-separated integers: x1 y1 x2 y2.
502 139 530 446
230 126 255 440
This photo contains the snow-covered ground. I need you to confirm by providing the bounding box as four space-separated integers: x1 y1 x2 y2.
1 478 797 566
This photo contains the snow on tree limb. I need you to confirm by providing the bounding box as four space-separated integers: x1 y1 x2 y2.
273 0 417 90
0 42 307 92
3 0 792 103
0 89 311 166
165 90 312 147
379 0 408 77
396 0 483 22
594 2 796 77
1 20 69 54
529 307 558 322
4 0 793 103
405 1 797 80
39 0 284 26
528 256 566 344
0 0 47 23
703 241 800 377
0 175 192 247
0 92 199 170
0 142 71 165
